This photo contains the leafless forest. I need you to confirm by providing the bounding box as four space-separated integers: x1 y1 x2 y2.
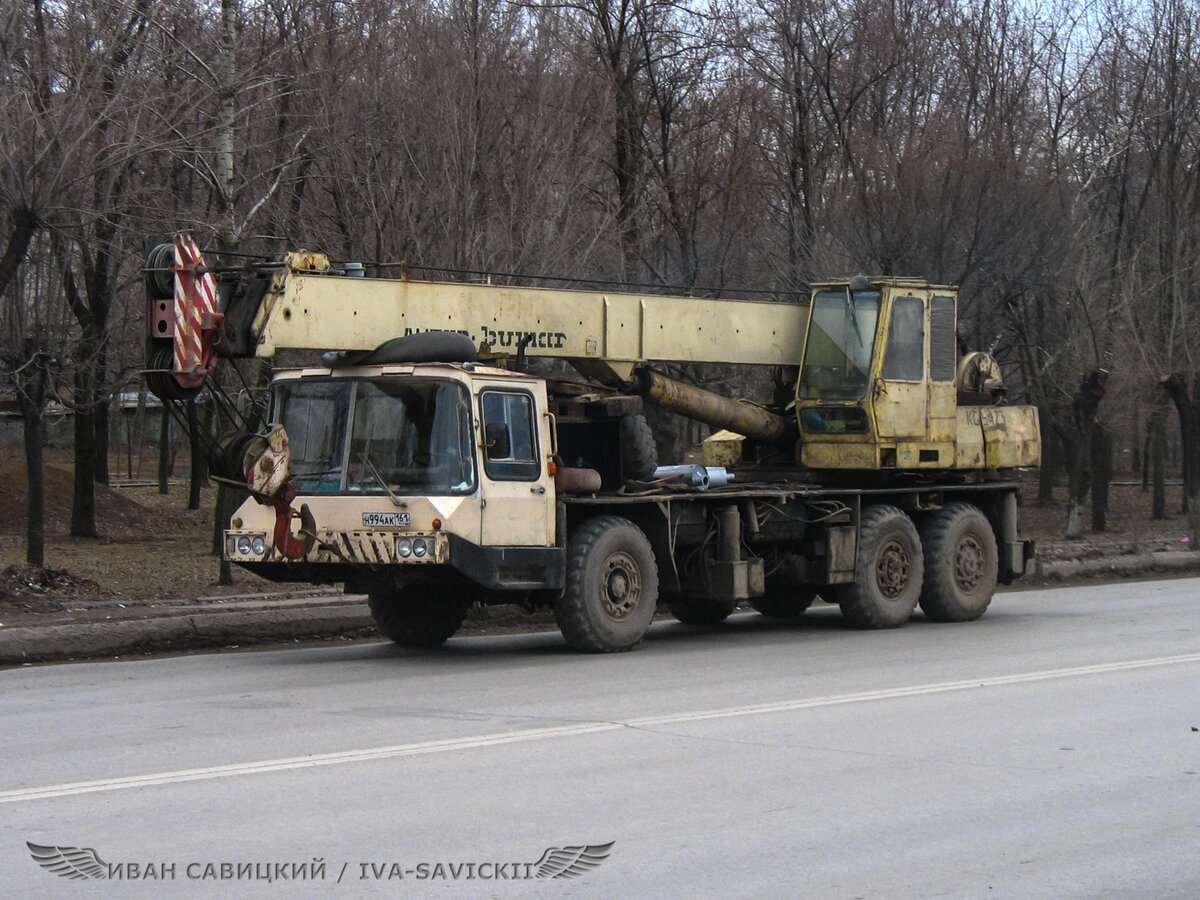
3 0 1200 564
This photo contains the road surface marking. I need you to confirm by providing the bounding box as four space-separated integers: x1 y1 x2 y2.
3 652 1197 804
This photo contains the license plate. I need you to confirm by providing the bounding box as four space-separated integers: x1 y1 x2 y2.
362 512 411 527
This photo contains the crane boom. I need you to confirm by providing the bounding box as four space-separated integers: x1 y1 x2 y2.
220 253 808 382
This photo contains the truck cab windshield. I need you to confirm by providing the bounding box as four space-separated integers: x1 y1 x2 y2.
275 377 476 496
799 289 882 400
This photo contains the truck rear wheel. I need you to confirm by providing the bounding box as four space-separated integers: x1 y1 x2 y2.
367 584 471 647
837 504 923 629
556 515 658 652
918 502 998 622
669 597 737 625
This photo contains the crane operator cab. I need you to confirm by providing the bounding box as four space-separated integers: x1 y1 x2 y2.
793 275 1040 473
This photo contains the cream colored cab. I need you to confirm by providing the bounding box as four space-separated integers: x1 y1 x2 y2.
223 364 555 568
470 373 555 548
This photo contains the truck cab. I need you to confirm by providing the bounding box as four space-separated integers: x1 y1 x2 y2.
224 362 563 594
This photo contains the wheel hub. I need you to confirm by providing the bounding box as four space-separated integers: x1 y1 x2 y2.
954 535 985 592
875 538 911 600
600 552 641 620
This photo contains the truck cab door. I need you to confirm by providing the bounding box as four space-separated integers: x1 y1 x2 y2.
477 386 554 547
872 292 928 442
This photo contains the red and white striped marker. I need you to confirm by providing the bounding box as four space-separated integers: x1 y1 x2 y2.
172 233 219 389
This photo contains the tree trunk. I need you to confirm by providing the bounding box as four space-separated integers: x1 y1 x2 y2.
1141 426 1150 492
70 368 99 538
158 408 172 494
95 393 110 486
1066 369 1108 538
1090 425 1111 532
133 390 148 478
1070 436 1089 535
0 206 38 299
1036 409 1056 504
1130 410 1141 475
22 411 46 568
187 400 204 510
1151 404 1167 519
16 349 50 568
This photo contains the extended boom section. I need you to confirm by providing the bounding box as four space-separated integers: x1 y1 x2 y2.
218 252 809 384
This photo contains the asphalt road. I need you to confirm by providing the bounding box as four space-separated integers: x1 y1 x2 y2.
2 579 1198 898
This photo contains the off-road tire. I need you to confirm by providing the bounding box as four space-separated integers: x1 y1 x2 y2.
750 588 818 619
367 584 471 647
555 516 658 652
837 504 923 629
751 556 818 618
620 415 658 481
668 597 737 625
918 502 998 622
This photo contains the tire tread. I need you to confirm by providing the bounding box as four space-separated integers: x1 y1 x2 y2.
555 515 658 652
837 504 923 629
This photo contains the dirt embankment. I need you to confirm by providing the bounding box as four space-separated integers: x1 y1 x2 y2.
0 458 273 610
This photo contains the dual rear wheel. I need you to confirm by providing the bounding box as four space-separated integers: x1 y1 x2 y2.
835 502 998 629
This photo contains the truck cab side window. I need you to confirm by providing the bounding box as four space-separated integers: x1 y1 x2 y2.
481 391 540 480
882 296 925 382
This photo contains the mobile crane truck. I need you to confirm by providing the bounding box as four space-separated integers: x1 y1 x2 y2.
144 235 1040 652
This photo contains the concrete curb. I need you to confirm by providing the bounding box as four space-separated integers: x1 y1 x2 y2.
1034 550 1200 580
0 600 372 666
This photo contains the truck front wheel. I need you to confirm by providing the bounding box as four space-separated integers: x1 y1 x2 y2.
918 502 998 622
556 516 658 652
837 504 923 629
367 583 471 647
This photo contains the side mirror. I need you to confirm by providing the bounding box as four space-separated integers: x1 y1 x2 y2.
484 422 511 459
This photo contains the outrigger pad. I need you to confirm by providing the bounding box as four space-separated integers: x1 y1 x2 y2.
322 331 479 367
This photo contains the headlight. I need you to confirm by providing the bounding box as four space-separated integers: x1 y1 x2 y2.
237 536 252 555
413 540 427 558
397 539 413 558
225 537 237 557
251 536 266 555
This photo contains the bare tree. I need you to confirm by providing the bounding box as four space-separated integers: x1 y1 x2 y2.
0 238 76 566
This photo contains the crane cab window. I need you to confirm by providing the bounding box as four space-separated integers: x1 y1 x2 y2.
799 289 881 400
481 391 540 480
882 296 925 381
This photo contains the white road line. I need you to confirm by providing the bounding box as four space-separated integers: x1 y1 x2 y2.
3 652 1197 805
